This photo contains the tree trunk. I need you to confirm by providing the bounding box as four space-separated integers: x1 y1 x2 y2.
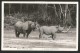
53 4 58 17
64 4 68 28
9 4 11 15
20 4 22 13
63 4 72 32
59 4 63 26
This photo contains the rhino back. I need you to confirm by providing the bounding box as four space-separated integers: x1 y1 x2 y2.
40 26 51 35
22 21 29 30
28 21 33 24
15 21 23 28
50 26 58 32
40 26 57 35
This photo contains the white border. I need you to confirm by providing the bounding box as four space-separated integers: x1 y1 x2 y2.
1 1 79 51
1 1 78 4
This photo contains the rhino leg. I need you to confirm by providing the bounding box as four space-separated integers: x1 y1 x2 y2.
26 30 32 38
39 30 43 39
23 33 26 37
17 32 20 37
26 33 29 38
15 29 19 37
23 34 25 37
39 32 43 39
52 33 56 40
23 30 26 37
39 33 41 39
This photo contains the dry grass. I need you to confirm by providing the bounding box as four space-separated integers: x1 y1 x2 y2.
3 28 77 50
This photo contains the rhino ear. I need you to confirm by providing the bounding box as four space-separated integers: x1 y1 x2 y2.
56 25 59 28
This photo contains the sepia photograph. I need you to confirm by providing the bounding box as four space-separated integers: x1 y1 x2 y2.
1 1 79 51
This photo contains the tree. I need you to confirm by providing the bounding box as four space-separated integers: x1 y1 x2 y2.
9 4 11 15
4 4 76 28
20 4 22 13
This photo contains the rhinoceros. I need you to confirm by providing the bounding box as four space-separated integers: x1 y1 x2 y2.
36 24 64 40
14 21 36 38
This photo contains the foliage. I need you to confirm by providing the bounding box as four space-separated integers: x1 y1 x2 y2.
4 4 76 30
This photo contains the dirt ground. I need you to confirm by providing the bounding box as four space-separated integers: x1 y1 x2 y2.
2 28 77 51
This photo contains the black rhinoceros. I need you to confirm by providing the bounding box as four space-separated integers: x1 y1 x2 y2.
14 21 36 38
